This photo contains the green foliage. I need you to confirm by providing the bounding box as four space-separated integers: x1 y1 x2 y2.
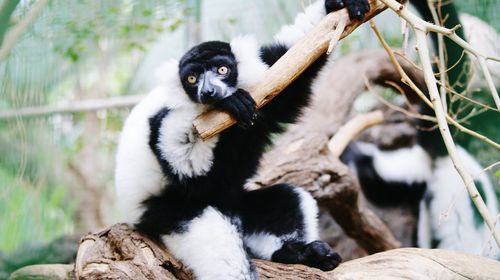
456 0 500 30
0 0 187 258
0 167 75 254
0 236 78 279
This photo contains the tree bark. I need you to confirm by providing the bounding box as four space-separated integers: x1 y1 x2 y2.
74 224 500 280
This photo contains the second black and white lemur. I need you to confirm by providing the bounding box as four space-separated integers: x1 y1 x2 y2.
115 0 370 279
341 0 499 259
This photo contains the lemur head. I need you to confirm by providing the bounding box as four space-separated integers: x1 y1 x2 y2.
179 41 238 104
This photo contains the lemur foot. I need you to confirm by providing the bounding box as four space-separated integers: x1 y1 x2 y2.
215 89 257 127
325 0 370 21
272 240 342 271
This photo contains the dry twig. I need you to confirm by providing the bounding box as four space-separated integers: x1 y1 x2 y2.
378 0 500 247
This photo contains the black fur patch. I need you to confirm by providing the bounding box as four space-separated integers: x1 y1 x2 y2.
340 143 426 209
240 184 305 238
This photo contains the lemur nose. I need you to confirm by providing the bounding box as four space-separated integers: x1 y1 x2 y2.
202 90 216 98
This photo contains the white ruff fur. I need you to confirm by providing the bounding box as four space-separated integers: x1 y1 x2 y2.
274 1 325 47
115 60 218 223
418 146 499 258
163 207 255 280
230 36 269 90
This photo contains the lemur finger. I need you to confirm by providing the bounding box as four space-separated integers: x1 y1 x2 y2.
241 92 256 108
237 91 258 122
218 98 242 121
232 96 253 123
325 0 345 14
235 89 256 110
240 96 257 121
344 0 369 21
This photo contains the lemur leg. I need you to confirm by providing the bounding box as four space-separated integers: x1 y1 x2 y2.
162 206 258 280
240 184 341 271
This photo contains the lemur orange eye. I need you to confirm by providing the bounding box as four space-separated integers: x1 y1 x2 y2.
187 75 197 84
217 66 229 75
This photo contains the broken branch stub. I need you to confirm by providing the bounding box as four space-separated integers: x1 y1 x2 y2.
192 0 387 140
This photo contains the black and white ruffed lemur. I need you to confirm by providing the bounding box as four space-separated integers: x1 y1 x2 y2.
341 0 499 259
115 1 370 278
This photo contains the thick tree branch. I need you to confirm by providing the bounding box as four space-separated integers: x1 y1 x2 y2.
0 94 145 119
328 110 385 158
192 0 387 140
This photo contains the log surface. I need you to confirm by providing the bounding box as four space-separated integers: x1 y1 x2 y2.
74 224 500 280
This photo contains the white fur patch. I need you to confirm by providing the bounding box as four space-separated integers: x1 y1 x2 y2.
163 207 255 280
156 106 219 179
230 36 269 90
274 1 325 47
115 60 218 223
418 146 499 258
244 232 287 260
371 144 432 185
294 187 320 242
417 198 431 249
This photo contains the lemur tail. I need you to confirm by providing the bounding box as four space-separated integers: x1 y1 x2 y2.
411 0 469 158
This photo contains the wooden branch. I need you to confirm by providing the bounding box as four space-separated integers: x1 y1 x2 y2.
73 223 500 280
0 94 145 119
328 110 385 158
192 0 387 140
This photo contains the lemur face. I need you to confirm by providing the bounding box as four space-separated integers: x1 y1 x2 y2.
179 41 238 104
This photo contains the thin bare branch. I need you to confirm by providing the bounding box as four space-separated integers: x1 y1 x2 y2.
427 0 448 111
370 20 500 150
414 28 500 246
365 77 437 122
380 0 500 110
